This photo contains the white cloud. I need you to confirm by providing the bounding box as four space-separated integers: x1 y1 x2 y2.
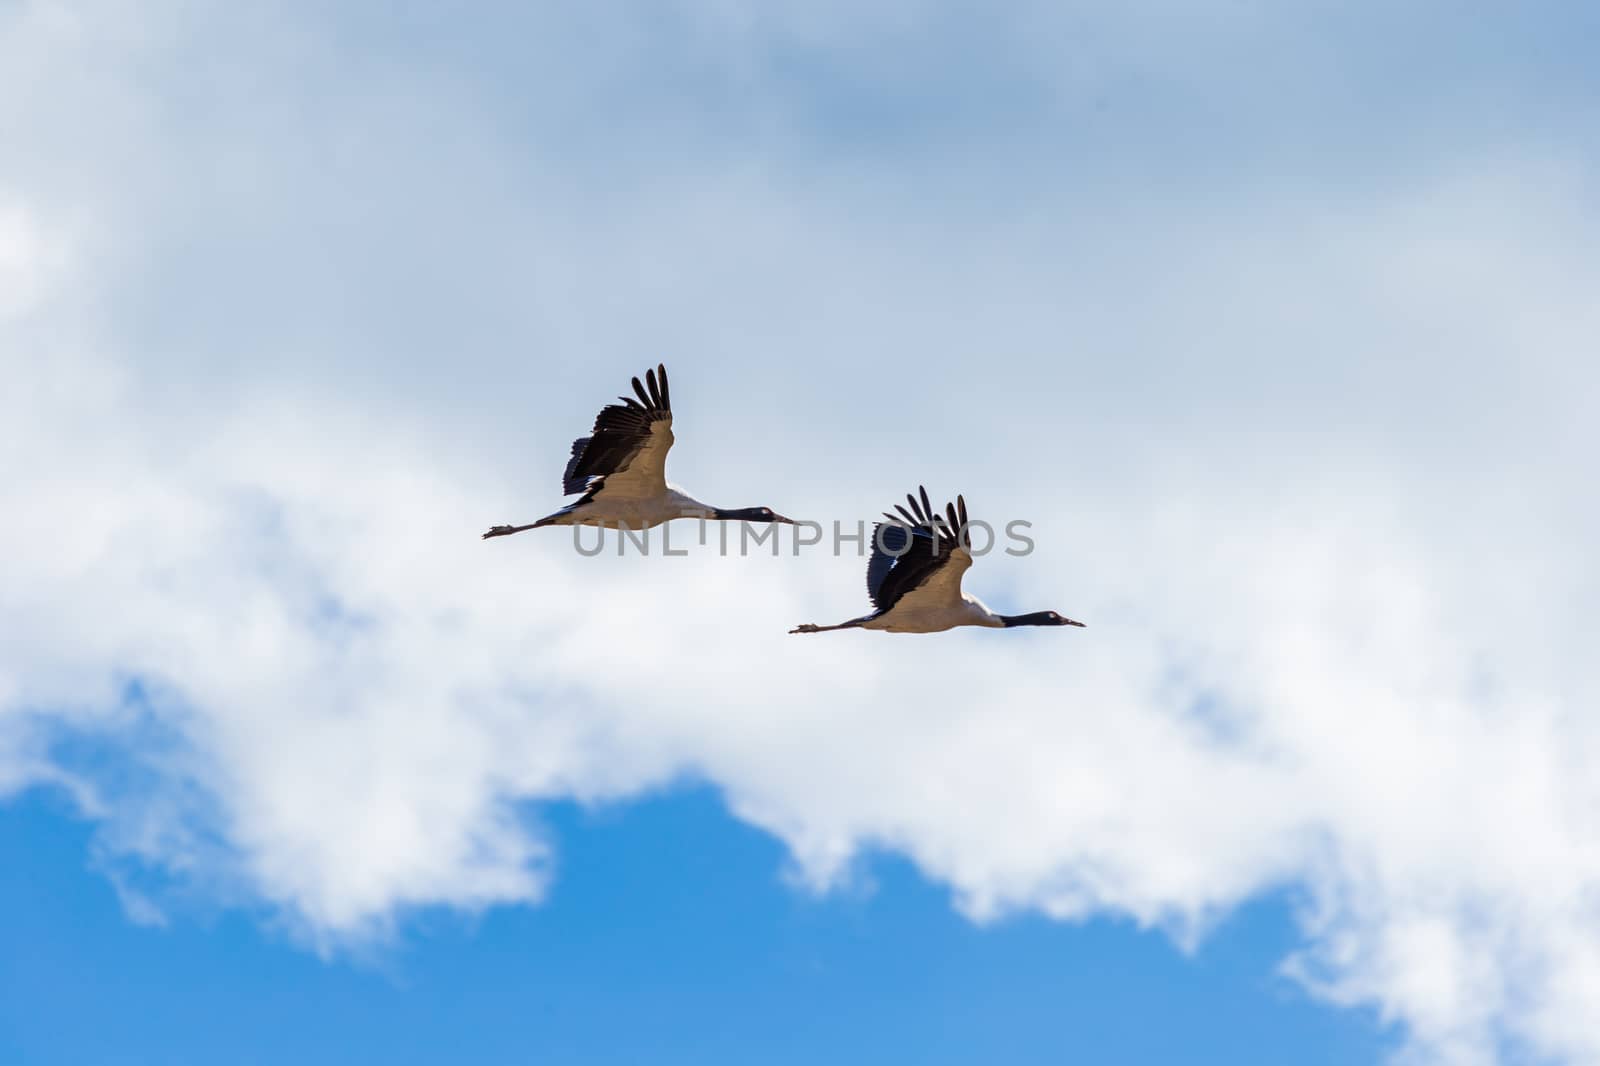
4 2 1600 1061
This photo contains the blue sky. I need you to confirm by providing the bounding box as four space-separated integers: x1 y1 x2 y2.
2 784 1387 1066
3 3 1599 1064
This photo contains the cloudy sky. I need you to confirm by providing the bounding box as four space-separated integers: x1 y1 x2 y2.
3 2 1599 1063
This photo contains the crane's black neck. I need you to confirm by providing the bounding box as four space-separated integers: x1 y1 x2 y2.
1000 611 1080 628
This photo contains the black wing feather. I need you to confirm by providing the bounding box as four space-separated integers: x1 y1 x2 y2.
863 486 971 614
562 364 673 495
562 436 592 495
865 523 911 607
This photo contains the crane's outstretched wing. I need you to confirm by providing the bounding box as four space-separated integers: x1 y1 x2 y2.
562 364 675 501
866 487 973 613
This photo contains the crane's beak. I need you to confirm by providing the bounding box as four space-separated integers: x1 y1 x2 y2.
1065 617 1086 627
772 513 798 525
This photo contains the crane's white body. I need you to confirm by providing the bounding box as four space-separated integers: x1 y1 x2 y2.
539 419 715 528
857 548 1005 633
858 594 1005 633
544 484 714 528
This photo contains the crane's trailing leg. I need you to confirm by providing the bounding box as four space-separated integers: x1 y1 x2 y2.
789 620 865 635
482 513 565 539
